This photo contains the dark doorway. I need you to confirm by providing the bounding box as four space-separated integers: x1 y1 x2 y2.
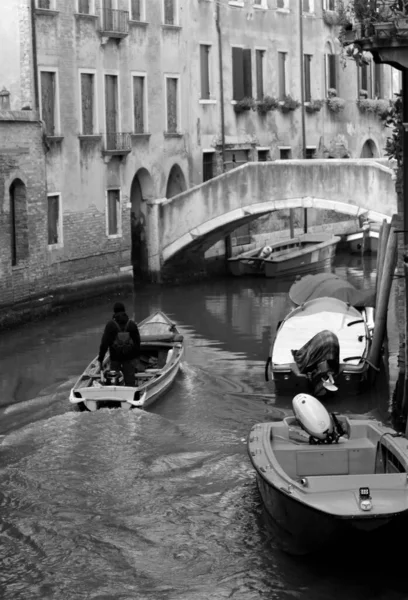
130 169 152 281
9 179 29 266
166 164 187 198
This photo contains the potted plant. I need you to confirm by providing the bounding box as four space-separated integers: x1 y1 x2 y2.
326 89 346 113
256 95 279 115
305 99 325 113
233 97 255 114
279 94 301 114
390 0 408 32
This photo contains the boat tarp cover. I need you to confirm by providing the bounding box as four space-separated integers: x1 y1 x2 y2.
291 330 340 396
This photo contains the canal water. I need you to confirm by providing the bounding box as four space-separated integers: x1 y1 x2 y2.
0 252 403 600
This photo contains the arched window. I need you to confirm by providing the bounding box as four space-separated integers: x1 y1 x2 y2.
9 179 29 266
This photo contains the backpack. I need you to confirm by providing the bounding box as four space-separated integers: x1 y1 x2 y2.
111 320 134 357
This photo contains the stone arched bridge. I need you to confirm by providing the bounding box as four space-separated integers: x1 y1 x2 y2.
146 159 397 277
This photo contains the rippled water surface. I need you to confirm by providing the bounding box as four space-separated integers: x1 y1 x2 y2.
0 253 403 600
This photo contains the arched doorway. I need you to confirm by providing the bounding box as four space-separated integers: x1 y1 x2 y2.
360 139 379 158
130 168 153 280
166 164 187 198
9 179 28 266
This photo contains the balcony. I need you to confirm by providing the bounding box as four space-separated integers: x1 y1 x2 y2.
102 132 132 161
99 8 129 41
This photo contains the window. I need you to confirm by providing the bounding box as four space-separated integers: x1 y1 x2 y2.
80 72 96 135
303 0 314 12
225 149 249 171
203 151 215 182
163 0 177 25
78 0 91 13
132 74 147 133
105 73 119 149
166 76 180 133
107 189 121 237
323 0 336 9
277 0 289 7
39 69 59 136
373 63 382 98
130 0 145 20
304 54 312 102
278 52 286 99
325 45 337 94
232 47 252 101
47 194 62 247
257 149 269 161
359 62 372 98
37 0 54 9
256 50 265 100
200 45 211 100
306 147 316 159
253 0 267 7
279 147 291 159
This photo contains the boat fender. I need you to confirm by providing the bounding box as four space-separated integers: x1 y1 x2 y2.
292 393 333 441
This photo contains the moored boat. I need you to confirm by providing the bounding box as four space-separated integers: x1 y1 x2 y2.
247 394 408 555
344 229 379 254
266 296 372 397
69 311 184 411
228 233 340 278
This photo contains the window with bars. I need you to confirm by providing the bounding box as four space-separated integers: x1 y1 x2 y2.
133 75 145 133
80 73 95 135
203 152 215 182
47 194 61 246
200 45 211 100
256 50 265 100
232 47 252 101
107 189 120 236
166 77 179 133
279 148 291 159
306 147 316 159
164 0 176 24
278 52 286 99
257 149 269 161
304 54 312 102
37 0 52 9
40 70 57 135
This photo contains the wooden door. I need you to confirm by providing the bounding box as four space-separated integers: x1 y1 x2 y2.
105 75 118 149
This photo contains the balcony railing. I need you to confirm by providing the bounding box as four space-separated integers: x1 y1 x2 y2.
103 132 132 154
100 8 129 37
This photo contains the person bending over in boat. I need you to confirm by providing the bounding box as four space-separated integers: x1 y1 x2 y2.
96 302 141 386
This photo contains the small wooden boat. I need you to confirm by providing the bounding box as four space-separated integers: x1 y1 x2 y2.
248 394 408 555
266 296 372 397
69 311 184 411
344 229 379 254
228 233 340 278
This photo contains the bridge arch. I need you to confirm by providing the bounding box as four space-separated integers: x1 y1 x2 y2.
166 164 187 198
151 160 396 269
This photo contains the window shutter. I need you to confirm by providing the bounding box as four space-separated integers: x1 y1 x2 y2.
81 74 94 135
131 0 141 20
256 50 264 100
164 0 174 24
200 45 210 100
41 71 55 135
243 49 252 98
232 47 244 101
133 76 144 133
278 52 286 99
167 78 178 132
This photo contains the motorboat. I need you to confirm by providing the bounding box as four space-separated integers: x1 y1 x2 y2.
344 229 379 254
69 311 184 411
266 296 372 397
247 393 408 555
228 233 340 278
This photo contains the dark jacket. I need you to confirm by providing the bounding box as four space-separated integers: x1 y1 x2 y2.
98 311 141 364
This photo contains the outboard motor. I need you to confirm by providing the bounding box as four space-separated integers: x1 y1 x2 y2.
292 393 344 444
103 370 124 386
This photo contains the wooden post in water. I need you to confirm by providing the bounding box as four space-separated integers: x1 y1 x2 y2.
368 224 398 374
290 209 295 238
375 220 391 308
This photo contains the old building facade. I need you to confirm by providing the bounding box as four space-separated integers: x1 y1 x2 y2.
0 0 401 306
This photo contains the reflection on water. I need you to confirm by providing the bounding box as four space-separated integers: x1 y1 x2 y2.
0 252 404 600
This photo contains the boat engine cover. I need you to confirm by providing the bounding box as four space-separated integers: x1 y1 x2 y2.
292 393 333 440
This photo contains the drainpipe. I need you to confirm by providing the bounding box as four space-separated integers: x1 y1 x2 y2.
299 0 308 233
215 2 231 261
215 3 226 173
30 0 39 111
